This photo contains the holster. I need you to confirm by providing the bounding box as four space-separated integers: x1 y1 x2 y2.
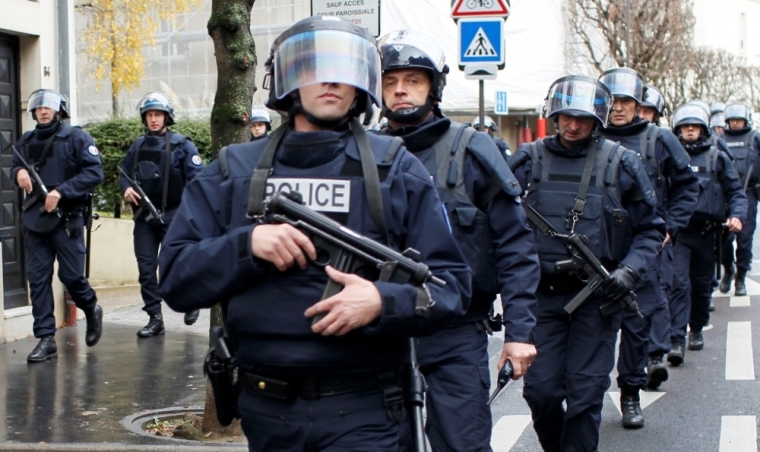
203 332 239 427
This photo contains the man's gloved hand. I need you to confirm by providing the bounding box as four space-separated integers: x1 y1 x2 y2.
602 264 640 300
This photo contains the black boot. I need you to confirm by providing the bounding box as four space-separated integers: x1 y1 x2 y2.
688 330 704 350
84 305 103 347
620 387 645 429
646 354 669 390
184 310 200 326
27 336 57 362
735 269 747 296
667 342 685 366
137 313 165 338
719 265 735 294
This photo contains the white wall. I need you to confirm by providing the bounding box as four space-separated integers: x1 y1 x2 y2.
693 0 760 66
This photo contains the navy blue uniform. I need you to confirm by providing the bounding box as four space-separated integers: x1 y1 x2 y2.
11 121 104 338
671 142 747 345
387 116 538 452
510 134 664 452
158 125 471 451
492 135 511 163
600 120 698 390
119 131 203 316
720 129 760 274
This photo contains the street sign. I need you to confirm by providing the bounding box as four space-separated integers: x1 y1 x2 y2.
458 18 504 67
465 64 498 80
311 0 381 37
495 90 508 114
452 0 510 19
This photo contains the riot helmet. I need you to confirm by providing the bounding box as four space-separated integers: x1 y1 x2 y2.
724 102 753 129
544 75 613 127
641 85 666 115
250 107 272 129
598 68 645 104
263 16 381 126
710 112 726 129
27 89 70 121
671 104 710 138
378 29 449 123
137 92 176 126
711 102 726 115
686 100 710 117
472 115 498 131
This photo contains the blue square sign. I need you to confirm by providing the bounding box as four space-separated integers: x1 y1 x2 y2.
458 18 504 66
495 91 508 115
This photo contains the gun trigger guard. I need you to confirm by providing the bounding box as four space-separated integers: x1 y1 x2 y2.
413 283 435 317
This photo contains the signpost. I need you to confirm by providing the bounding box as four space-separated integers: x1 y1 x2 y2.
452 0 511 132
311 0 381 37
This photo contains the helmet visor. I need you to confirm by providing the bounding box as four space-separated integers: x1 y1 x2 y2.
671 105 709 129
28 90 62 114
599 71 644 103
710 113 726 128
274 29 381 106
137 92 172 112
724 103 751 121
546 77 612 127
642 87 665 114
378 30 446 73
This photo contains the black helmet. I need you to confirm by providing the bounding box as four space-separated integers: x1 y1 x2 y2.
724 102 753 129
641 85 666 115
263 16 381 124
671 104 710 137
598 68 645 104
545 75 613 127
27 89 70 120
378 29 449 124
472 115 498 131
137 92 176 126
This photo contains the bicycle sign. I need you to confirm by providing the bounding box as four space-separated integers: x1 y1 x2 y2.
452 0 510 18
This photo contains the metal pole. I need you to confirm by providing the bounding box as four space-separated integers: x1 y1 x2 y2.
479 80 485 132
625 0 632 67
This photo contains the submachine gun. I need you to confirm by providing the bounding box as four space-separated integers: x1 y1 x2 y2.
117 165 163 224
522 203 643 318
11 146 60 216
267 190 445 452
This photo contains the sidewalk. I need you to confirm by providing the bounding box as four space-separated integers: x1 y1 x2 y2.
0 293 245 450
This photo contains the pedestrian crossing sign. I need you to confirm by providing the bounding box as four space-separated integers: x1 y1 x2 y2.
458 18 504 67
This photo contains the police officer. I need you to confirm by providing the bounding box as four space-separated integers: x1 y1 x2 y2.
378 29 539 451
711 102 727 137
718 103 760 296
158 16 471 451
473 115 511 161
598 68 698 428
12 89 104 362
639 84 666 125
249 106 271 141
509 75 664 451
119 92 203 337
667 104 746 363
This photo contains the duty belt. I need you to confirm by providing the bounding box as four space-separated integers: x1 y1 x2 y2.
240 369 383 401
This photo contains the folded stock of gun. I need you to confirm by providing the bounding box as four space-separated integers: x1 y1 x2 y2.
117 166 163 224
523 203 643 318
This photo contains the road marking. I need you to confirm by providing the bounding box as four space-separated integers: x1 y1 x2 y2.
714 277 760 306
491 415 532 452
726 322 755 380
607 391 666 415
720 416 757 452
731 296 752 307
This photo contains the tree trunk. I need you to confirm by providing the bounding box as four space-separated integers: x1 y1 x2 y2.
203 0 257 436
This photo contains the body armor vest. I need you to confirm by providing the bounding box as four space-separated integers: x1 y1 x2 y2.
688 147 725 224
724 130 758 189
131 132 186 212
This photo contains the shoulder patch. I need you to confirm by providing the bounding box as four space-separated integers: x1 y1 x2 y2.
191 155 202 166
88 146 99 156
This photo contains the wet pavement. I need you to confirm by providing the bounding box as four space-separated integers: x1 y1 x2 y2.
0 315 246 450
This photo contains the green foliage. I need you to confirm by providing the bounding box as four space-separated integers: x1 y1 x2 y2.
84 117 212 215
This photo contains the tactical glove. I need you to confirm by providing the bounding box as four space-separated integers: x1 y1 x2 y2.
603 264 640 301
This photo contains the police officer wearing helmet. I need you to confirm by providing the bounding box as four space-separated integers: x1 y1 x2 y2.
158 16 471 450
639 84 667 125
249 106 271 141
12 89 105 362
688 100 733 157
378 29 539 451
598 68 698 428
711 102 727 137
668 104 746 363
119 92 204 337
510 75 664 451
718 102 760 296
472 115 511 161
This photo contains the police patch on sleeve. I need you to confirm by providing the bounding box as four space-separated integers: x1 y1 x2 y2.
88 146 99 156
192 155 202 166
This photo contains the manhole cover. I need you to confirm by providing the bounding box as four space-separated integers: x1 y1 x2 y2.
122 406 213 444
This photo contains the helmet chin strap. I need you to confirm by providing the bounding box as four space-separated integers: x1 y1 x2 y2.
289 92 359 129
383 95 435 124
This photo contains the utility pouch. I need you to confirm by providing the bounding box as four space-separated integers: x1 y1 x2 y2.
203 328 239 427
604 206 632 262
65 211 85 238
